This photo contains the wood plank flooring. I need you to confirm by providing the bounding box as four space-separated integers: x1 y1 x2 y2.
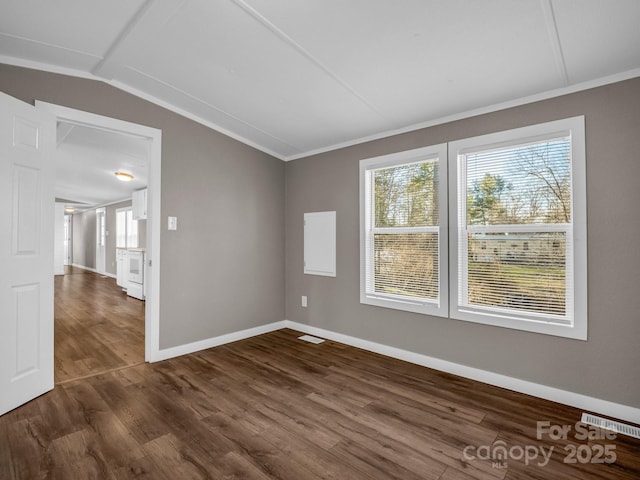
1 327 639 479
54 266 145 383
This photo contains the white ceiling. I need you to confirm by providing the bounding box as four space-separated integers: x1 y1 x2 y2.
1 0 640 161
55 122 149 209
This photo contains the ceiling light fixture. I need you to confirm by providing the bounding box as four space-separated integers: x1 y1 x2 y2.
114 171 134 182
64 207 75 213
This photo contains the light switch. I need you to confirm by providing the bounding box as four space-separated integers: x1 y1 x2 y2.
301 296 308 307
168 216 177 230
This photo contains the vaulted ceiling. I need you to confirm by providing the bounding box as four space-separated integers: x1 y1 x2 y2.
1 0 640 161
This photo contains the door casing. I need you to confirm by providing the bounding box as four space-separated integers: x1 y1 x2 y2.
37 101 163 362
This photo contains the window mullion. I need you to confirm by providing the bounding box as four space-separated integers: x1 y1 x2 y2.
467 224 571 234
372 226 439 235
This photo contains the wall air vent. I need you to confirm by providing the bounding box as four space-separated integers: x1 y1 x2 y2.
581 413 640 439
298 335 325 344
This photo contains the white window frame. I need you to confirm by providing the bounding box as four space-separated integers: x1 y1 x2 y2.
448 116 587 339
116 207 139 249
360 144 448 316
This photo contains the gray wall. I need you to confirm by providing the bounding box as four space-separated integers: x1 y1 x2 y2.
285 77 640 408
4 62 638 409
71 209 96 269
71 200 143 276
0 63 285 350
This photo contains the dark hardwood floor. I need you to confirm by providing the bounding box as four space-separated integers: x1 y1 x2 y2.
54 266 145 383
2 324 639 479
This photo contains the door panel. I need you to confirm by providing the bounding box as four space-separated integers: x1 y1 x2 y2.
13 284 40 378
12 165 40 255
0 91 55 416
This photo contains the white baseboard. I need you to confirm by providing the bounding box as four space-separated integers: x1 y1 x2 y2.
282 320 640 426
71 263 96 272
152 320 288 362
143 317 640 425
70 264 116 278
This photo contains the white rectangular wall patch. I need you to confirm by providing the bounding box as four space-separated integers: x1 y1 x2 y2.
304 211 336 277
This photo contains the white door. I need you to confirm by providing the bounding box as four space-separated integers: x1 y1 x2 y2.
0 92 55 415
96 207 106 274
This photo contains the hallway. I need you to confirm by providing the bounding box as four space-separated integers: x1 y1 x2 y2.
54 266 145 384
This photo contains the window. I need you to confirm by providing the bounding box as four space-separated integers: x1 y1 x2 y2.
449 116 587 339
359 117 587 339
360 144 448 316
116 207 138 248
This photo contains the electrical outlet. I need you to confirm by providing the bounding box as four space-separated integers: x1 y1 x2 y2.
301 296 308 307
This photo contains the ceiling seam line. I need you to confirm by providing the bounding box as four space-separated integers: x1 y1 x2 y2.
91 0 156 79
228 0 395 125
283 67 640 161
540 0 570 86
0 32 99 58
56 124 75 147
119 66 301 152
109 79 291 160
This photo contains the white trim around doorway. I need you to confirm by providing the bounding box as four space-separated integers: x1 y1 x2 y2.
36 101 162 362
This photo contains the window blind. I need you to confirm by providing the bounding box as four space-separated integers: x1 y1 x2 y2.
366 160 440 303
459 136 573 321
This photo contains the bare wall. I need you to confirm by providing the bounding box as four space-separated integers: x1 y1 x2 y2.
70 200 140 276
285 77 640 409
71 209 96 269
0 63 285 349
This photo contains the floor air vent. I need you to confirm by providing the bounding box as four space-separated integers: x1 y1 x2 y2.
581 413 640 439
298 334 325 344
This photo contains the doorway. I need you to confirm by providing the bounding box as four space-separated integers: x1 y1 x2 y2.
37 101 162 373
